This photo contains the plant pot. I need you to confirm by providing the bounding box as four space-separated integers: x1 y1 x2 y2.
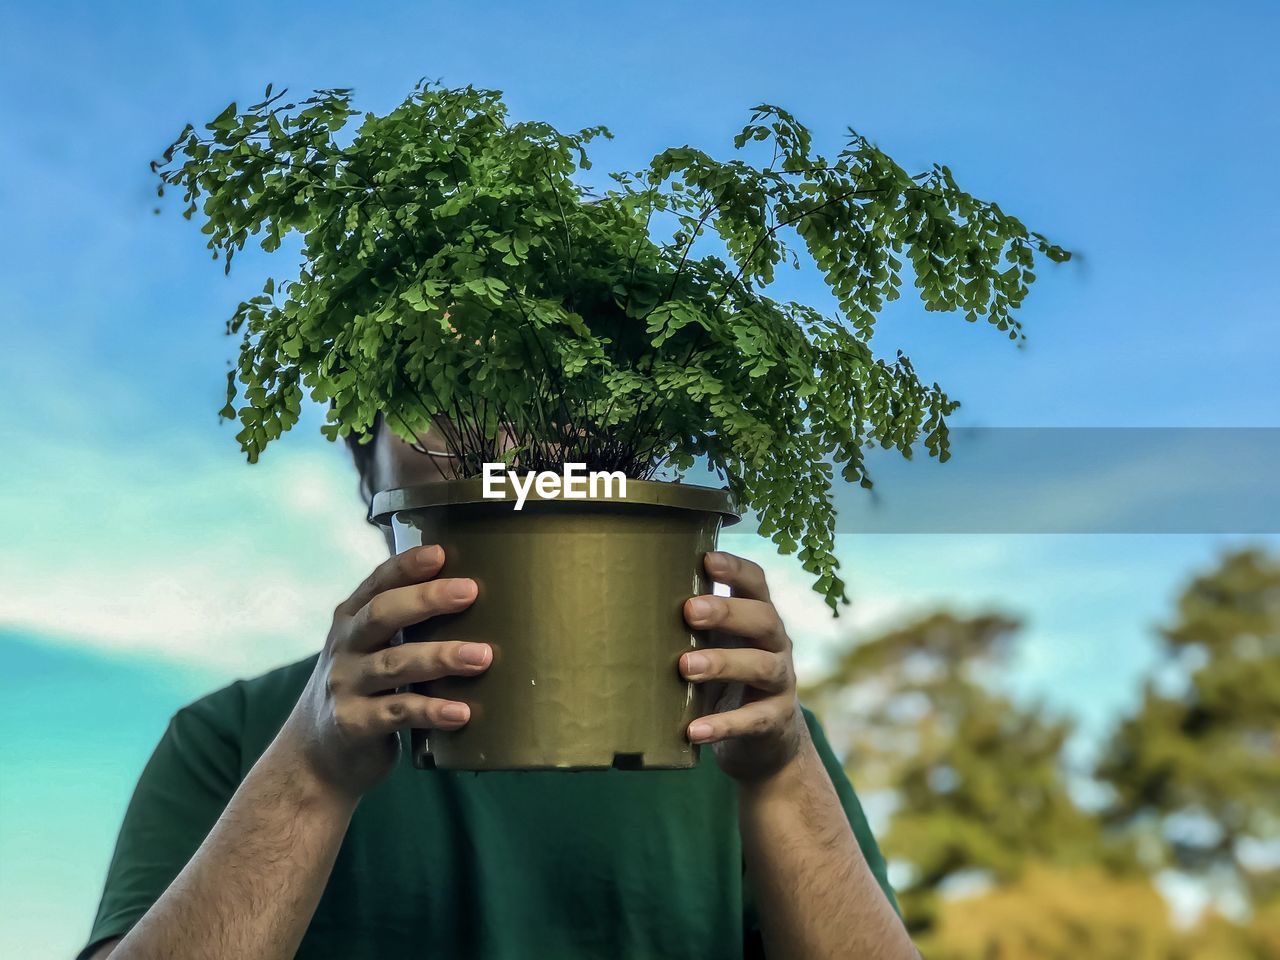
370 477 739 771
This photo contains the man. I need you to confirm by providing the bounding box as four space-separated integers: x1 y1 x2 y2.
79 415 917 959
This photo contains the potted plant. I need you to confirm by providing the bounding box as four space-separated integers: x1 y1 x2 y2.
155 81 1068 770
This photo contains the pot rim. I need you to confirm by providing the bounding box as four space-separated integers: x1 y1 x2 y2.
370 476 739 527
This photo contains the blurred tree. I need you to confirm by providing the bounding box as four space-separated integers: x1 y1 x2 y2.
801 612 1115 935
921 863 1280 959
1179 903 1280 960
922 863 1179 960
1098 548 1280 911
804 548 1280 955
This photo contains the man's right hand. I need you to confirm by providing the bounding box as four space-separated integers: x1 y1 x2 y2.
91 544 485 960
280 544 488 801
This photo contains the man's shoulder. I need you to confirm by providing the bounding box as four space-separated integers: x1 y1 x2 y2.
174 653 318 748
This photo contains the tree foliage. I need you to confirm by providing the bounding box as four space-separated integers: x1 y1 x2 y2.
924 864 1182 960
1099 548 1280 907
806 549 1280 956
155 81 1069 610
801 612 1108 932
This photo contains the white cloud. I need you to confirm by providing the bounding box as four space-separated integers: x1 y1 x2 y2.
718 532 912 683
5 425 1273 741
0 432 388 676
0 431 916 680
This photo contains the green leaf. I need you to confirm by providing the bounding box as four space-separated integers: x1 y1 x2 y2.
158 82 1069 614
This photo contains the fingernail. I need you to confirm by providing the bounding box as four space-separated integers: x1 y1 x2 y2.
450 579 476 601
705 551 727 570
420 544 443 566
459 642 490 666
441 703 469 723
687 597 713 621
683 652 710 676
688 721 713 742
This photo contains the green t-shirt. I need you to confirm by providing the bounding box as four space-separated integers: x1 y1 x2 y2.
81 656 896 959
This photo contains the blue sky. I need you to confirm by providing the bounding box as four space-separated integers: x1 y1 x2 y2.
2 2 1278 955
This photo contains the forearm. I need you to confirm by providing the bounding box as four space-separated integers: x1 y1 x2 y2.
111 724 357 960
738 736 916 960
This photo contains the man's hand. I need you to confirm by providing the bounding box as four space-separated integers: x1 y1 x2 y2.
282 543 489 801
685 551 918 958
97 544 490 960
680 550 806 783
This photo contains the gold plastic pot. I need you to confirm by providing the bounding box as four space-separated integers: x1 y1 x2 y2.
371 477 739 771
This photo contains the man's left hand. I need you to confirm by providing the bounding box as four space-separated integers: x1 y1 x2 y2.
681 550 808 783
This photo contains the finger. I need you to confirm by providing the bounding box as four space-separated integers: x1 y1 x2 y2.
348 577 477 651
336 545 445 617
335 692 472 738
684 595 787 652
704 551 770 603
686 698 792 744
353 640 492 695
680 647 791 695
